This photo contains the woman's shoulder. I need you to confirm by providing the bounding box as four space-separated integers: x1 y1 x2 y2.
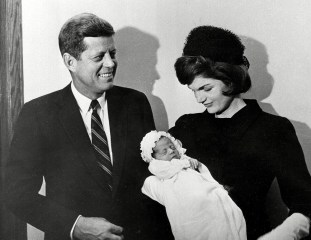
255 110 296 136
245 99 290 124
259 110 292 127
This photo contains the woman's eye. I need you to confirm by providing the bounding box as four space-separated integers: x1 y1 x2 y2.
204 87 212 92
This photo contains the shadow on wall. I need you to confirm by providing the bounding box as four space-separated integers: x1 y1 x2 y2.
242 36 311 228
114 27 169 131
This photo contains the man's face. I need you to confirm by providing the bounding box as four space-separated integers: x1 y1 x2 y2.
72 36 117 99
153 137 181 161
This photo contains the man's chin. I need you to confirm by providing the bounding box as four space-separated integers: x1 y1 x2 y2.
105 84 114 91
100 82 114 91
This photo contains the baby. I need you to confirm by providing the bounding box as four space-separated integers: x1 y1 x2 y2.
141 131 310 240
140 131 247 240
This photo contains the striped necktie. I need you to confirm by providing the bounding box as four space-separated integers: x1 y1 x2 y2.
90 100 113 190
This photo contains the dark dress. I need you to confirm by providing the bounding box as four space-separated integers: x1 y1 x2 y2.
169 99 311 240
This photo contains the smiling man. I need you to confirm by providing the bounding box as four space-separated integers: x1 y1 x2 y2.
5 13 172 240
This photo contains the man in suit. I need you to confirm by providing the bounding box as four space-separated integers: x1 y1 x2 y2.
5 13 172 240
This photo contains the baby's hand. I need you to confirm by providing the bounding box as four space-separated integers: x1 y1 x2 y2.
188 158 200 170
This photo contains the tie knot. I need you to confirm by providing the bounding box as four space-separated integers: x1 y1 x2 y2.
90 100 100 110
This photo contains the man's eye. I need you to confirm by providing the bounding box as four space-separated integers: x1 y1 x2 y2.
110 51 116 58
94 55 103 61
204 87 212 92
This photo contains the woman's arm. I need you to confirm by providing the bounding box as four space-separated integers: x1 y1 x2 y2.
274 118 311 217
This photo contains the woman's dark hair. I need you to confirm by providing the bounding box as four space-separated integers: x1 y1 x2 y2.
175 25 251 95
174 56 251 95
58 13 115 59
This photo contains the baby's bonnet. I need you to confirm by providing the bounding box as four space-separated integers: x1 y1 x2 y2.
140 130 186 163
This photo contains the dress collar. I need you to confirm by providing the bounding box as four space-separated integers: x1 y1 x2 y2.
204 99 262 120
202 99 263 139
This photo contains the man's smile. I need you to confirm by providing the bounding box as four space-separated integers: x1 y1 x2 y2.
98 72 113 78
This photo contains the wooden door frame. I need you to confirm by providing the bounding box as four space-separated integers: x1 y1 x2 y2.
0 0 27 239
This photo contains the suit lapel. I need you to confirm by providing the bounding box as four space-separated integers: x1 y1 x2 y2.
57 84 111 192
106 87 127 198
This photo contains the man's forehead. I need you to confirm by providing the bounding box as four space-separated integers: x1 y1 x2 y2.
83 36 116 50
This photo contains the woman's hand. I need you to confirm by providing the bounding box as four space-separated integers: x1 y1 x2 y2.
257 213 309 240
188 158 201 170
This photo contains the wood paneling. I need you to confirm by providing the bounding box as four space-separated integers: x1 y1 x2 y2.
0 0 26 239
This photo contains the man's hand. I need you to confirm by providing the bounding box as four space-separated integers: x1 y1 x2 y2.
73 216 124 240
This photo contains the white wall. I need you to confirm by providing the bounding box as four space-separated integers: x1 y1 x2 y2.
22 0 311 239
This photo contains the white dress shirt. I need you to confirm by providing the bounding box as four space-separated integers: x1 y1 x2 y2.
71 82 113 163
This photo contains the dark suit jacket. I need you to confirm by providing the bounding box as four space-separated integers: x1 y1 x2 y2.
5 84 172 240
169 99 311 240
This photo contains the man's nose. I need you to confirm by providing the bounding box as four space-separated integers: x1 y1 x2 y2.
194 91 205 103
103 52 115 68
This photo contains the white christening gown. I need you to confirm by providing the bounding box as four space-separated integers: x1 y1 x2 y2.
142 158 247 240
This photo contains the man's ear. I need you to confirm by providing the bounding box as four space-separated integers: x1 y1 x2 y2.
63 53 77 72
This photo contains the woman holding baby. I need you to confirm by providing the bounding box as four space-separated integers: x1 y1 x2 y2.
166 26 311 240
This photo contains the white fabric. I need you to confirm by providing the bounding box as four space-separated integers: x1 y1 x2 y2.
142 158 247 240
148 157 191 180
258 213 310 240
71 82 113 163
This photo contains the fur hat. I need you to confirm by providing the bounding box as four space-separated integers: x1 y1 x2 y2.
183 26 245 65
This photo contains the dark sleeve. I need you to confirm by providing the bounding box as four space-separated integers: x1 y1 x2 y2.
274 118 311 218
122 92 170 239
169 114 189 138
169 114 197 145
169 114 199 156
141 93 156 134
136 94 174 240
4 103 78 239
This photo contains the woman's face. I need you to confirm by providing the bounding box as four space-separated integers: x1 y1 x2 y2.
188 76 234 115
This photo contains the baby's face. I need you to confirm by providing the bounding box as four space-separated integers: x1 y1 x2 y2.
153 137 181 161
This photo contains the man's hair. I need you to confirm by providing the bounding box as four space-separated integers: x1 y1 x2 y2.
174 56 251 96
58 13 115 59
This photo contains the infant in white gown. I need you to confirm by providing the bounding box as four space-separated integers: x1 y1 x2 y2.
140 131 247 240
